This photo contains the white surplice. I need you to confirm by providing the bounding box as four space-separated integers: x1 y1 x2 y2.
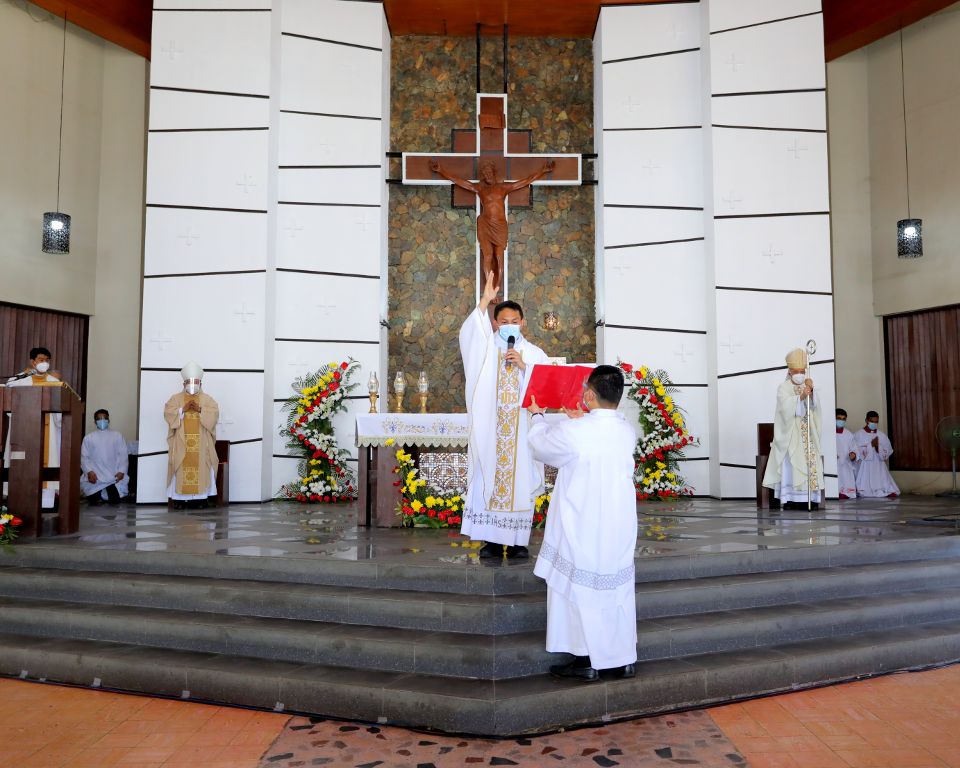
3 373 62 506
459 307 549 546
836 428 859 498
855 428 900 497
530 409 638 670
79 429 129 499
762 378 824 504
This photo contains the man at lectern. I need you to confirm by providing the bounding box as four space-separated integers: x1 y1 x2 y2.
3 346 63 506
164 362 219 509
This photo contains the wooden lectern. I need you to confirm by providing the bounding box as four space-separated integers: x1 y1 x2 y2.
0 383 84 537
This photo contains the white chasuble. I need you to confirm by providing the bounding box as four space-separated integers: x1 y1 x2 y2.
762 378 824 504
530 409 638 670
855 428 900 498
459 307 549 546
836 427 859 498
79 429 130 498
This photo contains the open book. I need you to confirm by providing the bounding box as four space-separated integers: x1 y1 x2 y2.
521 364 595 411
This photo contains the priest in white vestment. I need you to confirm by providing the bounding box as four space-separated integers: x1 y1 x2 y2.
835 408 859 500
528 365 638 681
80 408 129 505
3 347 62 507
855 411 900 498
762 347 824 509
460 270 550 559
164 362 220 509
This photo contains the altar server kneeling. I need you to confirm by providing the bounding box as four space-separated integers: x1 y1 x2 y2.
527 365 638 681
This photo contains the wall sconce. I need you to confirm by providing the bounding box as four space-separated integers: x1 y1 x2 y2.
542 311 560 332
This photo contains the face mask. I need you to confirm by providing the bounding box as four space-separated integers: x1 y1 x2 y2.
96 419 109 431
867 422 878 431
836 419 846 428
791 373 806 385
35 361 50 373
184 382 200 396
498 324 521 343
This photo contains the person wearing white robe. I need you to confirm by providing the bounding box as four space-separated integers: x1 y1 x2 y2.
528 365 638 681
762 347 824 509
3 347 62 507
80 409 129 504
855 411 900 498
835 408 859 500
460 270 550 558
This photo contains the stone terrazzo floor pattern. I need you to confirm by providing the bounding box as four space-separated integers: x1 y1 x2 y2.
6 665 960 767
30 495 960 562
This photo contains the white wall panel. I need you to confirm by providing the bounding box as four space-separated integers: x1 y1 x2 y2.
599 3 701 62
279 113 382 166
135 454 170 504
678 459 710 495
603 129 704 208
227 440 265 501
151 11 271 95
713 129 828 215
280 36 382 117
601 327 708 385
708 0 820 33
141 273 267 369
603 208 704 248
146 130 269 210
711 92 826 130
605 241 707 331
714 291 834 376
272 456 301 493
274 272 380 341
709 15 825 94
272 340 381 400
714 215 832 292
149 91 270 130
144 208 268 275
277 205 380 275
672 386 710 460
602 52 702 129
279 168 382 205
137 370 265 454
719 465 756 499
282 0 385 50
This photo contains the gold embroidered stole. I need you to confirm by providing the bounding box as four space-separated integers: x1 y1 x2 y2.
178 395 202 495
798 411 820 491
487 350 523 512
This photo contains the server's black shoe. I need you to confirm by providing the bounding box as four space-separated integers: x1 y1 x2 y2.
550 657 599 682
600 663 636 680
506 545 529 559
105 484 121 506
478 542 503 559
85 494 102 507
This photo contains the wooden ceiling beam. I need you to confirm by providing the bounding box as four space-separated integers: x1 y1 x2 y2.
27 0 151 59
823 0 958 60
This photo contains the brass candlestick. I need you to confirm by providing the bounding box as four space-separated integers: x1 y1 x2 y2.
417 371 429 414
393 371 406 413
367 371 379 413
418 393 428 414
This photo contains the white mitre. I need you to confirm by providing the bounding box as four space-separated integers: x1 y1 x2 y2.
181 361 204 381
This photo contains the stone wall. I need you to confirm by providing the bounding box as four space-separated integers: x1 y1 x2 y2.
388 36 595 412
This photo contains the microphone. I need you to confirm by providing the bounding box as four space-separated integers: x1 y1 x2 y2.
4 369 36 382
506 335 516 368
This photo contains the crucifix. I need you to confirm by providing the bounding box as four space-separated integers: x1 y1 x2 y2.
401 92 581 299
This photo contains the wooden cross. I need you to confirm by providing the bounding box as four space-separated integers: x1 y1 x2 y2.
402 93 581 298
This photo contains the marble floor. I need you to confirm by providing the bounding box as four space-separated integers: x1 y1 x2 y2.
30 495 960 563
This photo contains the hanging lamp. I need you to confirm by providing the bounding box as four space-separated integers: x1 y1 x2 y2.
896 26 922 259
42 11 71 254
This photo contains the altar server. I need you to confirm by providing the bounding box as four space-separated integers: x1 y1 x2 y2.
762 347 824 509
164 362 219 509
527 365 638 681
835 408 859 500
80 409 129 505
855 411 900 498
460 270 550 558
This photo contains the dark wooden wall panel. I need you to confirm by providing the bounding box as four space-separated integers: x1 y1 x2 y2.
884 305 960 471
0 303 89 399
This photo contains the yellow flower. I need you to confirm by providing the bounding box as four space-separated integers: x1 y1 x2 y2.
656 387 666 397
406 470 416 483
425 496 436 507
296 407 305 416
411 500 423 512
666 472 676 480
656 461 666 469
385 438 395 446
664 396 673 407
639 367 648 379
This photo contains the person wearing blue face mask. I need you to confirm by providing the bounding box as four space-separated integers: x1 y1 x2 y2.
460 270 551 559
79 409 129 505
835 408 859 500
854 411 900 498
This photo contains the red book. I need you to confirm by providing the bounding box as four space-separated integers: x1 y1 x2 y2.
521 364 595 410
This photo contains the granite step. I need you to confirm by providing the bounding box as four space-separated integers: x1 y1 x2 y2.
0 556 958 635
3 585 960 680
3 617 960 736
4 534 960 594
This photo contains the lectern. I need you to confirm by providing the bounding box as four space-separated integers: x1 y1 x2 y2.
0 383 84 537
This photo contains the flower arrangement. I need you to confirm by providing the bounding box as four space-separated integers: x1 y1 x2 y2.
618 362 698 500
0 507 22 546
393 445 464 528
278 360 359 503
533 491 550 529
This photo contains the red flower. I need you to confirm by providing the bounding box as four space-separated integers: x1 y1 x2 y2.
620 362 633 373
323 495 330 502
341 361 349 370
0 525 5 533
427 510 437 518
11 517 22 526
333 371 341 381
639 387 649 395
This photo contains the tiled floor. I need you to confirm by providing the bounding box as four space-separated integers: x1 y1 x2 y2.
6 664 960 767
31 495 960 562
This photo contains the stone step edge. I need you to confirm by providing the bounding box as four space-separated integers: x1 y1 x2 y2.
4 535 960 594
2 616 960 736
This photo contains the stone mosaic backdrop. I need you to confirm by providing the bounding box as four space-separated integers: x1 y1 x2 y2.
388 36 595 412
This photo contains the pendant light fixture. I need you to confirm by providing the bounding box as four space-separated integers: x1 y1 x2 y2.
896 26 922 259
42 11 71 254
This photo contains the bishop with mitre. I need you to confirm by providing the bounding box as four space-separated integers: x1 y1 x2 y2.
164 362 219 508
